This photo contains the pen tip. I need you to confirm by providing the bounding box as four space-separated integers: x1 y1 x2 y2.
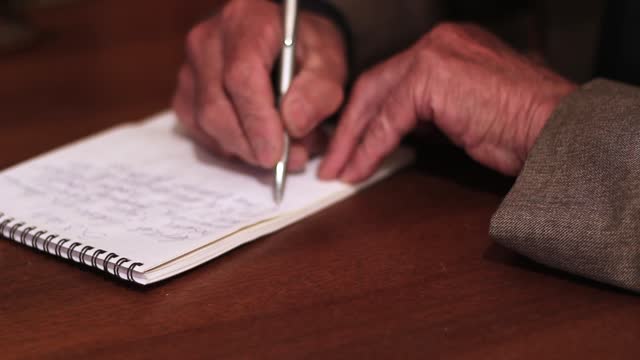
274 160 287 205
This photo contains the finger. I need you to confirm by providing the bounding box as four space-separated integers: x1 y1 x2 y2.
319 50 414 179
172 64 228 155
185 26 258 164
172 64 197 132
287 130 328 172
197 85 258 165
339 75 420 183
281 52 346 138
181 21 236 157
222 19 283 168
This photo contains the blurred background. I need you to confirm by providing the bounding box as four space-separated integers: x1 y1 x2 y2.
1 0 635 167
1 0 219 168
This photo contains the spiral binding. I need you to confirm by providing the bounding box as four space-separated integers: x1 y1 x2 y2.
0 212 143 283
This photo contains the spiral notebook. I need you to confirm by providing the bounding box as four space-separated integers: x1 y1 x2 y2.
0 111 413 285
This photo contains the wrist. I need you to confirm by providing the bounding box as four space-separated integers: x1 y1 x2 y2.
524 80 577 159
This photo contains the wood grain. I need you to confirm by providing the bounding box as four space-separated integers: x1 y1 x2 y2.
1 1 638 359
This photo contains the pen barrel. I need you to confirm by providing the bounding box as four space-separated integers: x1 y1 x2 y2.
278 0 298 102
278 46 296 99
274 0 297 203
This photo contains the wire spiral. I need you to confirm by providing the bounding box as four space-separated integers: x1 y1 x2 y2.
0 212 143 283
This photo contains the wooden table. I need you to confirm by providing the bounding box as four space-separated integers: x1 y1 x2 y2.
1 1 638 359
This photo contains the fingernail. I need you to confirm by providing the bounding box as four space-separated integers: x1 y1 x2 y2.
318 160 335 180
317 162 329 179
339 166 357 184
288 147 308 173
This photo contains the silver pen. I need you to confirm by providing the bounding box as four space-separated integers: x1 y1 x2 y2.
274 0 298 204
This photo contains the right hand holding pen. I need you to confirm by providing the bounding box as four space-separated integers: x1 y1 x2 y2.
173 0 348 171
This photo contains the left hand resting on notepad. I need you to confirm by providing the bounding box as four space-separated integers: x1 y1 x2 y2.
318 23 576 182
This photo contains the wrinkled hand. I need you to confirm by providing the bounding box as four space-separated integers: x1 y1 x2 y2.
173 0 347 170
319 23 576 182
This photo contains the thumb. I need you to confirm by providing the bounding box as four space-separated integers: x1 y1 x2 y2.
281 56 346 138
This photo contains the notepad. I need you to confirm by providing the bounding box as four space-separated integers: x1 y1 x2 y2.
0 112 413 284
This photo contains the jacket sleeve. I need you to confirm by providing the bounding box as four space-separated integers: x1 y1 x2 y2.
490 79 640 293
325 0 443 71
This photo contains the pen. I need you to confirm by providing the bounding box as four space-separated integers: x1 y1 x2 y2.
273 0 298 204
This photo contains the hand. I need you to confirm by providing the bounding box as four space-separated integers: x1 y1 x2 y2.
319 22 576 182
173 0 347 170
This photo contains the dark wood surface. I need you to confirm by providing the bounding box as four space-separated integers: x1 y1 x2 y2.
1 1 638 359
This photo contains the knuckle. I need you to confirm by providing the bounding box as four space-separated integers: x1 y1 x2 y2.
222 0 280 41
375 99 415 146
261 17 281 46
221 0 248 21
223 59 259 93
242 110 270 137
185 22 212 59
416 45 439 67
426 22 482 52
389 103 415 134
176 65 190 86
372 115 395 146
185 26 201 56
416 36 452 68
352 72 375 97
429 22 463 40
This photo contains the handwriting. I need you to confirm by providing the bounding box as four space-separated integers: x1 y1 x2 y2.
2 162 275 243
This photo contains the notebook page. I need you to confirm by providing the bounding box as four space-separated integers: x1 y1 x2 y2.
0 112 406 272
145 147 413 283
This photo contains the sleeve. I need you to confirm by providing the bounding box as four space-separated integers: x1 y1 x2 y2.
325 0 444 71
490 79 640 293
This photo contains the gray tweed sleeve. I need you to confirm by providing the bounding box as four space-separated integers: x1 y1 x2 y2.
491 79 640 293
